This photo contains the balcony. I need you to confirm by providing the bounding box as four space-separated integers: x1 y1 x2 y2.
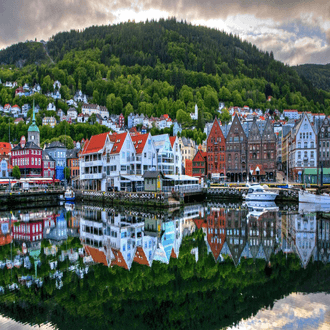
81 173 103 180
81 160 103 167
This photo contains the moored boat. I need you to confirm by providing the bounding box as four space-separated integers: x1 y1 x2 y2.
299 189 330 204
64 187 75 201
243 183 278 201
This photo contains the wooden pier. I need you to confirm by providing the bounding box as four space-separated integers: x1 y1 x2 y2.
0 188 64 210
206 186 299 203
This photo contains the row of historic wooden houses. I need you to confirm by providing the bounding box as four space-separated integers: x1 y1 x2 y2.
191 114 277 182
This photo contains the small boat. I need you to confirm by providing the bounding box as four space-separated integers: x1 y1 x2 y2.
64 187 75 201
243 183 278 201
299 190 330 204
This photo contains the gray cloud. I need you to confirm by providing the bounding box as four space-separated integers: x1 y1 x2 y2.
0 0 117 47
0 0 329 65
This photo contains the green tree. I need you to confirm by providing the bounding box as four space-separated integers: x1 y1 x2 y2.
12 166 21 179
220 108 231 124
64 167 71 181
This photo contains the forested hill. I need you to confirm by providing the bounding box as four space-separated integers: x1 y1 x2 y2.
0 42 48 67
0 18 330 118
46 19 325 103
293 63 330 92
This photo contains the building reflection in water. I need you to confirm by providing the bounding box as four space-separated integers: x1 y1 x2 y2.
0 202 329 273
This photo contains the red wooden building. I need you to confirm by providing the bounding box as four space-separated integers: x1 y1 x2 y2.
207 119 226 181
192 150 207 178
11 136 43 177
185 159 192 176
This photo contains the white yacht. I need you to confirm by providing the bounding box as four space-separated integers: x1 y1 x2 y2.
299 189 330 205
243 183 278 201
64 187 75 201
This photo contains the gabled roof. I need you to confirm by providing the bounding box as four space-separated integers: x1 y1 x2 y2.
110 248 129 270
12 141 41 151
81 132 109 155
131 133 149 154
133 246 150 266
249 164 266 176
66 148 80 159
42 150 55 162
45 141 66 149
169 136 176 148
84 245 108 266
192 150 205 162
143 171 164 179
193 218 206 230
170 248 178 259
0 142 11 154
109 132 127 154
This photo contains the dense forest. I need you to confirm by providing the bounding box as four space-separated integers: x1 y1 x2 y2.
0 18 330 128
293 63 330 92
0 42 47 67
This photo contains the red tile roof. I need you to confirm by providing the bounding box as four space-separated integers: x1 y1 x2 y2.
193 150 205 162
250 164 266 176
0 142 11 155
169 136 176 148
170 248 177 259
133 246 150 266
81 132 109 155
84 245 108 266
131 133 148 154
194 218 206 229
110 248 128 270
109 132 127 154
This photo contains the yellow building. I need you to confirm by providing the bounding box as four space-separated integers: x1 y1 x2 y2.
178 137 196 165
42 116 57 128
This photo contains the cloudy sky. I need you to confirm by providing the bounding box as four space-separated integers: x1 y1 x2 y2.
0 0 329 66
228 292 330 330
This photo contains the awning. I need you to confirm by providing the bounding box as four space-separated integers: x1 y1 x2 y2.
164 174 199 182
303 168 330 175
121 175 144 182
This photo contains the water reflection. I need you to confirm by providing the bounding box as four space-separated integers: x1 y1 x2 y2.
0 201 330 329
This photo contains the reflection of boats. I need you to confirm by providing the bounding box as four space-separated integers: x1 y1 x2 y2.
298 202 330 213
299 190 330 204
244 184 278 201
244 201 279 221
64 188 75 201
65 202 75 212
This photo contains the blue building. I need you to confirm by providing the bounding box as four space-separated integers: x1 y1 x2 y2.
173 121 182 136
45 141 67 180
127 113 135 129
44 211 68 241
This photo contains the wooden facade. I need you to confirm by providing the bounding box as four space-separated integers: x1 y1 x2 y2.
318 117 330 168
192 150 207 178
248 118 277 182
206 119 226 180
225 114 248 182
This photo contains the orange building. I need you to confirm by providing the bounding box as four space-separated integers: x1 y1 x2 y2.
185 159 192 176
66 148 80 184
206 208 226 261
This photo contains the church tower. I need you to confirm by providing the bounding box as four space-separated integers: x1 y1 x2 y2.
27 100 40 147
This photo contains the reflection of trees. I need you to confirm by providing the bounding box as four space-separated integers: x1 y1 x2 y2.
0 231 326 330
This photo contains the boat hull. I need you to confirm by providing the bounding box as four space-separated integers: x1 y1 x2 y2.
299 190 330 204
65 197 75 201
244 193 277 201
